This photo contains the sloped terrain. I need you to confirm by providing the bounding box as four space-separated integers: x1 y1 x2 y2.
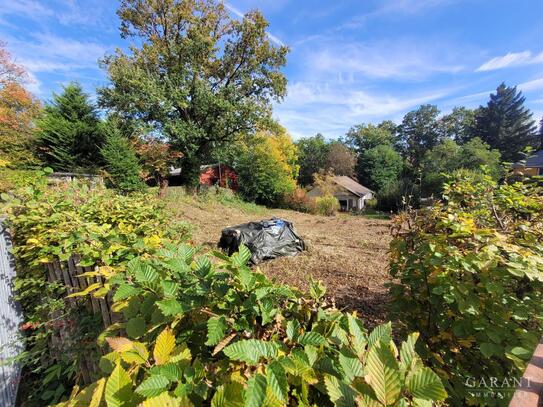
166 188 392 328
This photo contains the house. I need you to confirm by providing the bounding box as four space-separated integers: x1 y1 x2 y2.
514 150 543 176
168 163 238 189
307 176 374 211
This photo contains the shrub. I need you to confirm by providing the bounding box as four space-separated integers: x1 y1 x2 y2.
235 129 298 206
2 173 189 404
376 178 420 213
61 245 447 406
389 169 543 404
364 197 377 210
282 187 317 213
316 194 340 216
100 122 146 193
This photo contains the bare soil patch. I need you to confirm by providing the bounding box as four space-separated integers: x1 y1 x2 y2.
167 191 393 328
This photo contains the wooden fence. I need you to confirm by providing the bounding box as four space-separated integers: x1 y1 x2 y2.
44 256 121 385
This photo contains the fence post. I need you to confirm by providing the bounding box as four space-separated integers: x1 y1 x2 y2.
0 218 24 407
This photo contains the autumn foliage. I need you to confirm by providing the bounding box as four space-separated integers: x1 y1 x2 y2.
0 41 41 168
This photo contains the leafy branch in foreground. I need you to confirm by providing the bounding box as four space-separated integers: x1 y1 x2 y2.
60 244 446 406
389 169 543 404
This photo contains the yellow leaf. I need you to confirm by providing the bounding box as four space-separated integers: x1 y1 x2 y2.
67 282 101 298
111 300 128 313
106 337 134 353
26 238 40 245
141 392 191 407
89 378 106 407
154 327 176 365
144 235 162 248
92 285 111 298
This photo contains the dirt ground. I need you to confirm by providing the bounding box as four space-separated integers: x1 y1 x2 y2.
168 194 393 328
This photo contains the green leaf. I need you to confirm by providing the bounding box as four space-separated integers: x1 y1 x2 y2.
135 375 170 398
105 362 133 407
368 322 392 348
286 320 300 341
510 346 532 360
245 374 267 407
211 382 245 407
233 244 252 266
347 314 367 357
480 342 501 358
237 266 256 291
406 367 447 401
160 280 179 297
299 331 326 346
365 341 401 406
400 332 420 372
126 317 146 339
134 263 159 283
324 374 356 407
113 284 141 302
223 339 279 365
206 316 228 346
156 299 190 316
339 347 364 384
150 363 185 382
266 362 288 402
309 278 326 300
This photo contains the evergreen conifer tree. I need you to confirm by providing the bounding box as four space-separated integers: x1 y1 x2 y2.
474 83 537 161
100 121 145 193
38 82 103 171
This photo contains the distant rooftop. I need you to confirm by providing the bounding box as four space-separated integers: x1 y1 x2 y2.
525 150 543 168
333 176 373 197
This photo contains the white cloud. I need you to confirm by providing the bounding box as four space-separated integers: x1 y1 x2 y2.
223 2 244 18
275 81 451 139
477 50 543 72
9 32 108 73
0 0 54 21
304 40 463 81
223 1 285 46
341 0 458 30
519 77 543 92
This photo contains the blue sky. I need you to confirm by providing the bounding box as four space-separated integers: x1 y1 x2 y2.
2 0 543 139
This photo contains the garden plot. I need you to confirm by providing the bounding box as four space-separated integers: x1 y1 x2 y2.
166 190 392 328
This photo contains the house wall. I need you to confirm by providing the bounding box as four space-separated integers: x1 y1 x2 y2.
307 186 367 211
513 166 542 176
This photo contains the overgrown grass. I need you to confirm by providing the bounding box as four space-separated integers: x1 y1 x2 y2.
165 186 265 215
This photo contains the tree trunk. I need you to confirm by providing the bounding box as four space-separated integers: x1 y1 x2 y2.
158 177 169 197
180 154 201 190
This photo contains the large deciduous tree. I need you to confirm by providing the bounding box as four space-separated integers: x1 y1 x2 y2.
398 104 442 169
38 82 104 172
438 106 476 144
325 141 356 177
296 133 329 186
474 83 538 161
235 127 298 206
0 41 41 168
344 122 397 153
99 0 288 186
420 137 501 196
357 144 403 192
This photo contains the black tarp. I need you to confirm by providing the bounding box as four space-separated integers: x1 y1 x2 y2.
218 217 305 264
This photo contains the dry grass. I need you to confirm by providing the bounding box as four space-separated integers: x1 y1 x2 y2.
165 187 393 328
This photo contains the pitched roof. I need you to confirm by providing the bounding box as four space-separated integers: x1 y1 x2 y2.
525 150 543 168
333 176 373 197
